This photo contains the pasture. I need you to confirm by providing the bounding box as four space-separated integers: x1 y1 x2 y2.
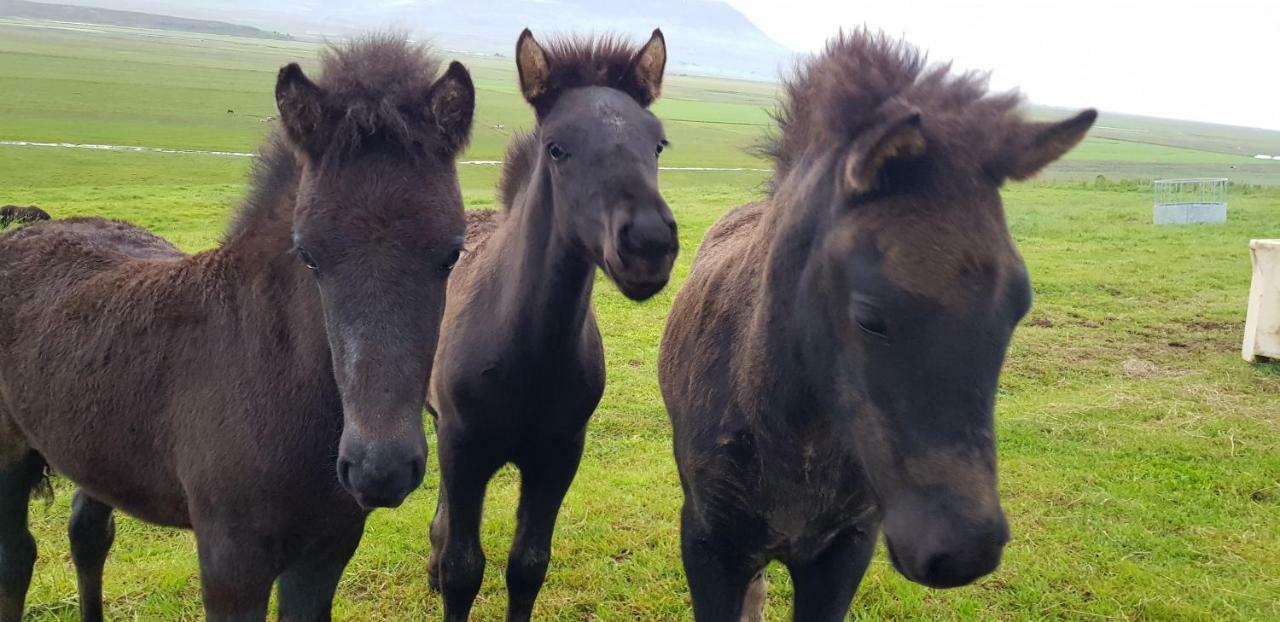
1 19 1278 621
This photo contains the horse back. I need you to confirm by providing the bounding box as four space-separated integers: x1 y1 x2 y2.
3 216 181 287
0 217 199 524
0 216 199 340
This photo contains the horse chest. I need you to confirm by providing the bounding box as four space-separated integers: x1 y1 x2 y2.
445 347 603 432
702 431 876 562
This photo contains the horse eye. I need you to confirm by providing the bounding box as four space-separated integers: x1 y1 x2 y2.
547 143 566 161
297 247 319 271
443 248 462 271
857 316 889 339
655 143 665 157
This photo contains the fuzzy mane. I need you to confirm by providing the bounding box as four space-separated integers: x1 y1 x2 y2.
498 132 539 211
225 35 451 242
767 28 1023 181
308 33 451 161
223 133 299 242
526 34 656 115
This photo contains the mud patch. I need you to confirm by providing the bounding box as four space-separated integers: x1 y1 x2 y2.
1183 320 1235 331
1122 358 1161 378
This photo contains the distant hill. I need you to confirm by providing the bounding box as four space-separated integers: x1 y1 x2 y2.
16 0 794 80
0 0 293 40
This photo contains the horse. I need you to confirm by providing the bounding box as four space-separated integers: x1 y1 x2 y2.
659 30 1096 621
425 29 678 622
0 206 50 229
0 34 475 621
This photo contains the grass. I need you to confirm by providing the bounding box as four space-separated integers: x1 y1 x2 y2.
4 18 1279 180
1 19 1278 622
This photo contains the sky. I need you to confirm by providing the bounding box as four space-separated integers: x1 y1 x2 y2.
726 0 1280 131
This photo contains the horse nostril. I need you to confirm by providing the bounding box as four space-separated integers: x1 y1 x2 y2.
920 540 1003 588
618 223 640 253
619 215 677 257
337 459 354 489
925 551 957 584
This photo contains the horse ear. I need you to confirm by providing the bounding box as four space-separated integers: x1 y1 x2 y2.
996 109 1097 181
627 29 667 106
275 63 324 149
841 100 926 196
429 61 476 154
516 29 551 104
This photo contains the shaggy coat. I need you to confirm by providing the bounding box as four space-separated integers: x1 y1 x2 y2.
424 29 678 622
0 34 473 621
660 29 1095 621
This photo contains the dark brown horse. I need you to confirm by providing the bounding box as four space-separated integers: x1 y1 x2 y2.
0 206 50 229
659 30 1095 621
0 35 474 621
426 29 677 622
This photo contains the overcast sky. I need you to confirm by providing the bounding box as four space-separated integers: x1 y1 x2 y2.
726 0 1279 130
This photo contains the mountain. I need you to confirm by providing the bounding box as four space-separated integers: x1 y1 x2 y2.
0 0 293 39
15 0 795 80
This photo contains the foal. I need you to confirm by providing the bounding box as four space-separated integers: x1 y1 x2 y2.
426 29 678 621
660 30 1096 620
0 36 473 620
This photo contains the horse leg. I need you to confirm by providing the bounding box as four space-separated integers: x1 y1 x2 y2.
739 570 767 622
276 518 365 622
680 504 761 622
435 441 497 622
787 528 876 622
0 452 42 622
426 477 447 592
68 490 115 622
193 525 281 622
504 439 583 622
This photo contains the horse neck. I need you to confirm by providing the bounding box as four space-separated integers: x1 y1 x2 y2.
211 159 327 360
736 173 836 426
491 163 596 348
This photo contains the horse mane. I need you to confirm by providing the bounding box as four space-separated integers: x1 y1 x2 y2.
498 132 539 211
527 34 657 114
225 34 449 242
224 133 299 242
766 28 1023 183
309 33 449 162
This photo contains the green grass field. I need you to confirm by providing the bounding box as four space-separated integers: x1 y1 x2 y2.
1 19 1278 622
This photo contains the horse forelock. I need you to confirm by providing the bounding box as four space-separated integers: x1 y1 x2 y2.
306 33 449 164
766 28 1023 187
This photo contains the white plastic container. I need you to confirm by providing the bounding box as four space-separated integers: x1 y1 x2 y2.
1242 240 1280 362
